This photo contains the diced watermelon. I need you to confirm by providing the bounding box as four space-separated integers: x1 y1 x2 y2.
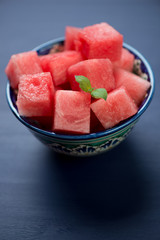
76 22 123 61
5 51 43 89
46 51 83 86
53 90 91 134
39 53 56 72
90 110 105 133
17 72 55 117
64 26 82 50
68 59 115 92
113 48 134 71
114 68 151 106
91 87 138 129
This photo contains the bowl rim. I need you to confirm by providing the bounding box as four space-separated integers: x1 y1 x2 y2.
6 38 155 141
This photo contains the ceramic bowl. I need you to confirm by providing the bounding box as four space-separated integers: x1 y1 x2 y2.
6 38 154 156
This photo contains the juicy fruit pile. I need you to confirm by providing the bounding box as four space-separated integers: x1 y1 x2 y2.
5 22 151 135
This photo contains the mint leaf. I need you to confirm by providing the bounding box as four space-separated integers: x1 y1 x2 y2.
75 75 108 101
91 88 108 101
75 75 93 93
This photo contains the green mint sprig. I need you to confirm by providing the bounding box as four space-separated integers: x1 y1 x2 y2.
75 75 108 101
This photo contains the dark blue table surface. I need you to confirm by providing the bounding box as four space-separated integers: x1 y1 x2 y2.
0 0 160 239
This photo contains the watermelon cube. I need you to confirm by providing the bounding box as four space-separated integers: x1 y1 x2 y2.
68 59 115 92
76 22 123 61
64 26 82 50
53 90 91 134
46 51 83 86
17 72 55 117
91 87 138 129
90 110 105 133
39 53 56 72
113 48 135 72
114 68 151 106
5 51 43 89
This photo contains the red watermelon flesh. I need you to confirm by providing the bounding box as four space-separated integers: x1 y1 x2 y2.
113 48 134 71
5 51 43 89
48 51 83 86
90 110 105 133
17 72 55 117
39 53 56 72
76 22 123 61
64 26 82 50
114 68 151 106
91 87 138 129
53 90 91 134
68 59 115 92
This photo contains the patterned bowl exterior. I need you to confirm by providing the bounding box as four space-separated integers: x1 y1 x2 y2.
29 120 137 156
6 38 155 156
